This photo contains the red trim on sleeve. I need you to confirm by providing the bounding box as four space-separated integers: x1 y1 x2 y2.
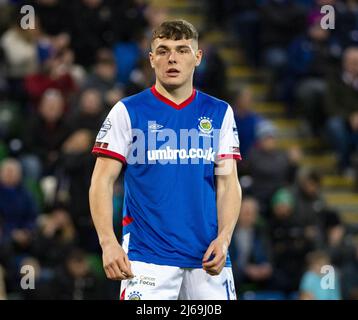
92 147 127 164
150 85 196 110
122 216 134 227
217 154 242 161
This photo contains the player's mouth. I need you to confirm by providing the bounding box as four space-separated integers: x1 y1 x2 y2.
166 68 180 77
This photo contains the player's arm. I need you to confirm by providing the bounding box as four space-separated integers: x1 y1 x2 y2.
203 159 242 275
89 156 134 280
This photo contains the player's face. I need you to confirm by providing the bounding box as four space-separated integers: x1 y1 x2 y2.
149 38 202 89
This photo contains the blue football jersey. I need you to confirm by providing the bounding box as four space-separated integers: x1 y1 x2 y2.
92 86 241 268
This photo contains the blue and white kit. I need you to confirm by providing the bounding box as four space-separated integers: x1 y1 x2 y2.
93 86 241 300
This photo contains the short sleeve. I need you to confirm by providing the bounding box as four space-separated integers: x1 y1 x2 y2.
92 101 132 164
217 105 242 161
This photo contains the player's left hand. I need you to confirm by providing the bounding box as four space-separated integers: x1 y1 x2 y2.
202 236 228 276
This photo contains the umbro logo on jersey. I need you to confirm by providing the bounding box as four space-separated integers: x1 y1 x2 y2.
147 147 216 162
149 123 164 132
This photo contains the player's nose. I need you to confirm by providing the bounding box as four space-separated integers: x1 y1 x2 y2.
168 51 177 63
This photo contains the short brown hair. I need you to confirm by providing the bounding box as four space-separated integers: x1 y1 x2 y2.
151 20 198 45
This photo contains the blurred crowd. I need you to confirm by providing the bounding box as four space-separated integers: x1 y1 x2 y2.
232 85 358 300
0 0 358 300
217 0 358 300
210 0 358 176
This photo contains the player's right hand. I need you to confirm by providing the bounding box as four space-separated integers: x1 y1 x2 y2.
101 240 134 280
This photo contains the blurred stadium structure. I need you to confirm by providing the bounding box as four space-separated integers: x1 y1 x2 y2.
1 0 358 300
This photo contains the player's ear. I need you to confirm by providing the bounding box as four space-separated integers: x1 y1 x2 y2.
195 49 203 67
149 51 155 68
149 51 154 69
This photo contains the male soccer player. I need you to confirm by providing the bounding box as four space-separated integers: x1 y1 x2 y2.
89 20 242 300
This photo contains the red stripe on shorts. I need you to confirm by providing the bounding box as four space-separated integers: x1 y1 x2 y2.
120 288 126 300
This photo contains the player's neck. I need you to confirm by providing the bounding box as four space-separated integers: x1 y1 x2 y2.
154 81 194 105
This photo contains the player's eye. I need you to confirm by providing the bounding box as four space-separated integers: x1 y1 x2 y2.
157 50 167 55
178 48 189 54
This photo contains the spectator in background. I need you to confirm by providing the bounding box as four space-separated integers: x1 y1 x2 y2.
24 48 77 111
341 241 358 299
67 88 105 134
55 129 97 253
109 0 148 43
269 188 313 294
128 57 156 95
0 15 39 104
287 15 339 133
204 0 230 28
31 0 69 36
299 250 342 300
13 16 80 111
113 40 142 86
260 0 306 65
0 158 37 247
143 4 168 39
66 0 114 67
56 48 87 88
334 0 358 49
81 49 123 108
248 121 300 216
22 89 71 179
227 0 261 66
325 46 358 173
321 213 355 270
51 247 105 299
36 29 71 65
260 0 306 99
16 256 52 300
307 0 337 19
233 86 264 159
307 0 358 49
194 33 228 100
31 205 78 269
291 169 325 246
230 197 273 294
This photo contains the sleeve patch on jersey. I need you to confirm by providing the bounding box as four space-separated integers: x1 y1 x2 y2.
94 142 109 149
96 118 112 140
230 146 241 154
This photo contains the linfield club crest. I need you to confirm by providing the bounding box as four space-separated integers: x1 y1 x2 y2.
198 116 213 135
128 291 142 300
